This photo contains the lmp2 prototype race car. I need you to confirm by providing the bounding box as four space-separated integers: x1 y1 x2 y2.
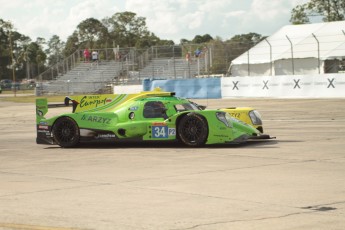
36 89 271 148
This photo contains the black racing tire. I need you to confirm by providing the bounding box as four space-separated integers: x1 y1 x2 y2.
177 113 208 147
52 117 80 148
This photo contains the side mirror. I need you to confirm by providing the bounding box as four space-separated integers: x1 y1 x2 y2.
160 107 169 119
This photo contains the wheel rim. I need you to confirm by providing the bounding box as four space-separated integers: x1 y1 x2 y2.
180 116 205 143
56 121 75 142
54 118 79 146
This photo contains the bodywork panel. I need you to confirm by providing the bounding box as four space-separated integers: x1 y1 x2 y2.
36 90 270 147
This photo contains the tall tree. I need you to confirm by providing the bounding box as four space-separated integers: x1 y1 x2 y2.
208 37 229 74
46 35 65 66
76 18 108 49
34 37 47 76
192 34 213 44
0 19 11 80
103 11 150 48
63 31 80 57
0 20 31 80
290 0 345 24
180 38 190 44
134 32 174 48
225 33 265 60
20 42 47 78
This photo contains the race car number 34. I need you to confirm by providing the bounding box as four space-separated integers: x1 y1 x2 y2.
152 126 176 138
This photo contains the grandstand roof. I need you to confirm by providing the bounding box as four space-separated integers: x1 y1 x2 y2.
232 21 345 65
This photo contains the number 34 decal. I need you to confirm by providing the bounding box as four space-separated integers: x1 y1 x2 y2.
152 126 176 138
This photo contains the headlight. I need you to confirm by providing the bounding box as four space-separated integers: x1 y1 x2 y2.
249 110 262 125
216 112 233 128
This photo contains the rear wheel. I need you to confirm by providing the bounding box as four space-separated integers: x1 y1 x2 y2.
52 117 80 148
177 113 208 147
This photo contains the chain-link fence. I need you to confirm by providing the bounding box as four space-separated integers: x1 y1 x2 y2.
38 44 235 83
229 27 345 76
37 29 345 94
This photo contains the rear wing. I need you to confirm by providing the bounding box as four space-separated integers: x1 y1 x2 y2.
36 98 49 123
36 98 73 123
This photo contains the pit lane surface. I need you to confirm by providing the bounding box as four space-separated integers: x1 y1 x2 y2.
0 98 344 230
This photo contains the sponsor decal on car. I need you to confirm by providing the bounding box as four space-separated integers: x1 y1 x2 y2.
152 125 168 138
168 128 176 136
151 125 176 138
81 115 112 124
229 112 241 118
129 106 139 111
79 96 112 108
96 134 116 139
152 122 166 126
37 129 50 134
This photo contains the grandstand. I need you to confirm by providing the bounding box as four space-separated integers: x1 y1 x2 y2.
42 61 124 95
138 58 205 79
38 46 208 95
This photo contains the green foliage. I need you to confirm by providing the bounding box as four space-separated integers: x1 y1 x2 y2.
192 34 213 44
0 19 11 80
180 38 190 44
290 0 345 24
207 33 265 74
63 32 80 57
290 5 310 24
77 18 108 49
45 35 65 66
103 11 150 48
225 33 265 62
64 12 171 52
0 20 47 80
180 34 213 44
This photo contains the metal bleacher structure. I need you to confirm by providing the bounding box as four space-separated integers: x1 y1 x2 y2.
38 45 208 95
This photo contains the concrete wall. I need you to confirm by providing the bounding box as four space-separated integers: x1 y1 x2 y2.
221 74 345 98
113 74 345 99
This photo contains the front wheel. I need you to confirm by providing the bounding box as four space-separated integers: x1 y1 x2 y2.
52 117 80 148
177 113 208 147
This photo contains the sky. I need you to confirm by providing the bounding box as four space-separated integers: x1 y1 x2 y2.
0 0 309 44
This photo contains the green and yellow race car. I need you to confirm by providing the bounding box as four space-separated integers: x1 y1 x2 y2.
36 89 271 148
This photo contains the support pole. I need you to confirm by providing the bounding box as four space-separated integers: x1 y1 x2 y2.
286 35 295 75
265 38 273 76
247 48 250 76
312 33 320 74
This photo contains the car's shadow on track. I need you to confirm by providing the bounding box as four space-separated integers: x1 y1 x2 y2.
209 139 281 149
44 139 286 149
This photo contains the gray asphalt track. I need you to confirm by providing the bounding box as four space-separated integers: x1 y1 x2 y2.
0 98 344 230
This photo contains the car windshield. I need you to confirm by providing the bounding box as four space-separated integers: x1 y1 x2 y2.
175 103 200 112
